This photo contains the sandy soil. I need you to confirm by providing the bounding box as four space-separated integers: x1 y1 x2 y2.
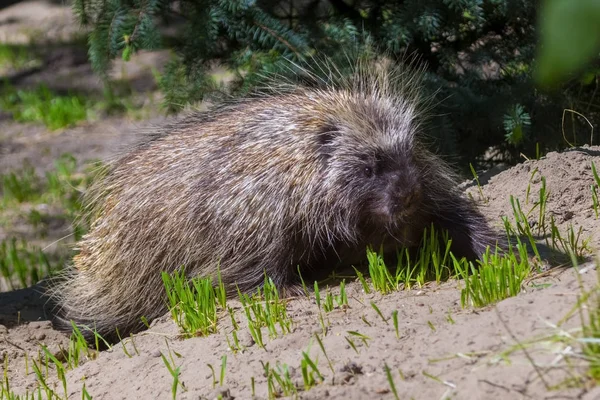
2 147 599 400
1 1 600 399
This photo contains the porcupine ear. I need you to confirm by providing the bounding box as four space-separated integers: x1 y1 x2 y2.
316 123 340 165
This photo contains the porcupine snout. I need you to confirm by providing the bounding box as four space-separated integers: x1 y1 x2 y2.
370 158 423 223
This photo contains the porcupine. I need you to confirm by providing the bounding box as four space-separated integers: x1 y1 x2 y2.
48 58 501 341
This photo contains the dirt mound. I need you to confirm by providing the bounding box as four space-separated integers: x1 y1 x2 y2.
1 147 599 399
470 146 600 250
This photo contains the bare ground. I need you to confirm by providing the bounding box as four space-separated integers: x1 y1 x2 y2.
3 147 599 400
1 1 600 399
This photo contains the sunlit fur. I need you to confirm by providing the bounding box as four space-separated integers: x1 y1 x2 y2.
48 58 500 341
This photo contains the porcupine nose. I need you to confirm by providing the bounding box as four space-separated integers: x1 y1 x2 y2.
392 189 421 215
390 171 422 216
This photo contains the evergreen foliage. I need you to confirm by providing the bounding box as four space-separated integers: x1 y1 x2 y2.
73 0 599 168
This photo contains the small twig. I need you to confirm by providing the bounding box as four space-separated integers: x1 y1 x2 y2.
2 337 26 351
561 109 594 147
480 379 511 392
253 21 301 58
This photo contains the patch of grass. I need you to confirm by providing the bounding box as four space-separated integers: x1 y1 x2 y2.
262 342 328 399
591 161 599 219
163 269 292 345
161 270 221 338
1 72 157 130
1 164 40 204
365 246 394 293
363 224 454 294
548 217 591 261
1 154 92 218
238 277 292 347
0 321 107 399
1 84 89 130
454 242 531 308
314 279 347 314
0 156 95 289
0 238 54 290
61 321 99 369
354 216 537 308
0 44 40 71
512 169 592 262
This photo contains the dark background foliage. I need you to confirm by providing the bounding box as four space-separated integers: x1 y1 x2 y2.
74 0 599 170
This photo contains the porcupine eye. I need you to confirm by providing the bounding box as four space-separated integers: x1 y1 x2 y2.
363 154 382 178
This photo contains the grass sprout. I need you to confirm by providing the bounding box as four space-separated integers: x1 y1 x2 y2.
591 161 599 219
469 163 487 203
161 347 185 400
392 310 400 339
238 276 292 347
262 361 297 399
549 216 591 261
301 351 324 390
384 363 400 400
65 321 98 368
370 301 388 324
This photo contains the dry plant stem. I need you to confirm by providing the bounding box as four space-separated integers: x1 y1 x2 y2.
495 307 550 389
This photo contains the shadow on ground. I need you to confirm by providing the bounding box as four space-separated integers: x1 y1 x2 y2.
0 282 51 328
